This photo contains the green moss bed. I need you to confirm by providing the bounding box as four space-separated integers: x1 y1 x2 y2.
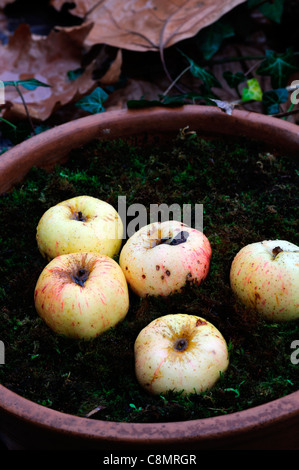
0 131 298 423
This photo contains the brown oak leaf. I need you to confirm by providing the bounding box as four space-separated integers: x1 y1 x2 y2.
0 23 98 121
51 0 247 52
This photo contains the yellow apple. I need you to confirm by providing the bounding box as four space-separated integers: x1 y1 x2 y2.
36 195 123 260
134 313 229 395
230 240 299 321
119 220 212 297
34 252 129 340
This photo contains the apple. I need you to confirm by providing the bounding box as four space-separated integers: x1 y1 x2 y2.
36 195 123 260
34 252 129 340
119 220 212 297
134 313 229 395
230 240 299 321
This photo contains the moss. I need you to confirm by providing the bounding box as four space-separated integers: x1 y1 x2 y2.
0 132 298 423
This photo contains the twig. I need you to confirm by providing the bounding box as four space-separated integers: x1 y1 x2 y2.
14 84 36 135
163 65 191 96
159 46 187 94
272 108 299 119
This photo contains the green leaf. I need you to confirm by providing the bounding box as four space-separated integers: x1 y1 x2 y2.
75 87 109 114
256 49 299 89
241 78 263 101
197 19 235 60
179 50 221 88
262 88 289 114
223 71 247 89
3 78 50 90
248 0 284 23
127 92 204 109
67 68 84 81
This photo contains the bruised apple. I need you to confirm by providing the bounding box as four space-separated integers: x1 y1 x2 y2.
119 221 212 297
230 240 299 321
34 252 129 340
134 314 229 395
36 195 123 260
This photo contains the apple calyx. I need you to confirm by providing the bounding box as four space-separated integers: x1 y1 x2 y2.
71 267 89 287
174 337 188 351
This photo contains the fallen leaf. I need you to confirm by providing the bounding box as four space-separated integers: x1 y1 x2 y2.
0 23 98 121
51 0 247 52
75 86 108 114
0 0 14 7
105 78 168 111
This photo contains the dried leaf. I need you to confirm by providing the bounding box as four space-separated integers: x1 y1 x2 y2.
51 0 247 52
209 98 236 115
0 23 97 121
105 78 167 111
0 0 14 7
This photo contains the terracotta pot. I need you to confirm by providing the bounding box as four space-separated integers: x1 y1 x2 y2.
0 105 298 450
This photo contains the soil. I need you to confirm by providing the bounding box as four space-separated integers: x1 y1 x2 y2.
0 131 298 423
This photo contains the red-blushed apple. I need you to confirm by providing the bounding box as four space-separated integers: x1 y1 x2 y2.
36 195 123 260
119 220 212 297
230 240 299 322
34 252 129 340
134 313 229 395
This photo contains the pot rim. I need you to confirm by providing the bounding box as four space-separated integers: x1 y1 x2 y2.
1 384 299 445
0 105 298 446
1 104 299 194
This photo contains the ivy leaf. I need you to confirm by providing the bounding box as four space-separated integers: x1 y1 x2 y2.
75 87 109 114
67 68 84 81
179 50 221 88
262 88 289 114
223 71 247 89
241 78 263 101
248 0 284 24
197 19 235 60
127 92 204 109
256 49 299 89
3 78 50 90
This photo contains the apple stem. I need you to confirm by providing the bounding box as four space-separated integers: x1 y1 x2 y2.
272 246 283 258
75 211 87 222
72 268 89 287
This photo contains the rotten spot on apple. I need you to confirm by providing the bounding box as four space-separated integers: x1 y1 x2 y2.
119 220 212 297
